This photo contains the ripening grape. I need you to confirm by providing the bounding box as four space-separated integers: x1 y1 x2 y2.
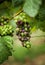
15 12 31 48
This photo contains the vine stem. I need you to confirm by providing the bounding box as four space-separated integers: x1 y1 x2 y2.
10 8 23 20
13 9 23 18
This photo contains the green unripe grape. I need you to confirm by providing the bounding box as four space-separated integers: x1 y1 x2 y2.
24 24 27 27
5 28 8 32
24 42 31 48
9 30 12 33
19 16 23 20
23 19 27 22
21 32 24 36
1 33 3 36
22 15 25 18
15 16 19 20
24 43 26 46
16 28 19 31
25 28 27 31
6 25 9 28
26 41 30 44
4 21 7 24
20 13 23 16
20 12 26 16
15 20 17 22
1 31 5 35
1 19 4 22
1 28 4 31
9 26 12 30
3 26 6 30
26 44 31 48
1 16 4 18
4 30 6 33
2 31 6 35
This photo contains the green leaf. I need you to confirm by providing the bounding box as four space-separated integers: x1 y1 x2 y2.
2 36 13 51
0 38 11 64
23 0 42 17
12 0 24 6
36 6 45 21
0 1 22 17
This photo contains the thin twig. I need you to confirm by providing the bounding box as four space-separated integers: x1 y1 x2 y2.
10 9 23 20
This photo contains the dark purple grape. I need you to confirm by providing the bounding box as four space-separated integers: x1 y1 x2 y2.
20 29 25 32
16 20 25 27
16 20 23 25
22 29 25 32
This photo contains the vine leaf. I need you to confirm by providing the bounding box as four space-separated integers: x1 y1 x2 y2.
23 0 42 17
12 0 24 6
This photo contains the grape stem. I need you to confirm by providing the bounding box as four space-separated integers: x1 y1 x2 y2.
10 9 23 20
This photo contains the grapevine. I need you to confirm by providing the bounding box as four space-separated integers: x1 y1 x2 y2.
0 0 45 64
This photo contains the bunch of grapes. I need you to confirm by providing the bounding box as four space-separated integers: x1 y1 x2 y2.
15 12 31 48
0 24 13 36
0 16 9 25
0 16 14 36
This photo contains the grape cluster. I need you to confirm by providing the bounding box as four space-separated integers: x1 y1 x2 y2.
15 12 31 48
14 12 30 23
14 12 31 48
0 16 9 25
0 24 13 36
0 16 14 36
